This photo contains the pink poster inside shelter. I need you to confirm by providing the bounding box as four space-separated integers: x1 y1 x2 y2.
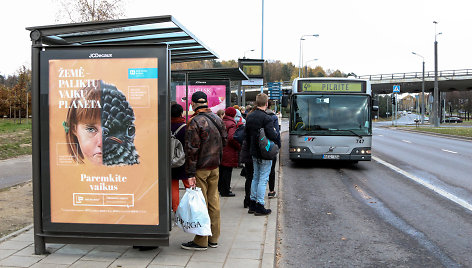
176 85 227 117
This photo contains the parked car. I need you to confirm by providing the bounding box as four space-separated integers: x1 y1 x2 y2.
444 117 463 123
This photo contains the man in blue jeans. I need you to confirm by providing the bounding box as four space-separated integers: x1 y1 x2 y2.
245 93 279 216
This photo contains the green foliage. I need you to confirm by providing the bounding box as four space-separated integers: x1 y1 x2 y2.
0 120 32 160
409 127 472 138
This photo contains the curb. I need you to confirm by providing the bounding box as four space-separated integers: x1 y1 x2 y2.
261 155 279 268
0 224 33 243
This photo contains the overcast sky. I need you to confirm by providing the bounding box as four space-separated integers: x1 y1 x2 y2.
2 0 472 77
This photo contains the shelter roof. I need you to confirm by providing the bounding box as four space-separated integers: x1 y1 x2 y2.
172 68 249 81
26 15 218 63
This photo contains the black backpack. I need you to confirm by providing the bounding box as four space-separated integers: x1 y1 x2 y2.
258 128 279 160
233 124 246 144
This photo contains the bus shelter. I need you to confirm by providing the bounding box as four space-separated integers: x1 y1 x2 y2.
26 15 218 254
171 68 248 120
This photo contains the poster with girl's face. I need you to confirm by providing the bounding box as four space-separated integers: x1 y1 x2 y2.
49 58 159 225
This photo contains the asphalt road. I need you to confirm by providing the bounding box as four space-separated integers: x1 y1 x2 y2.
0 155 32 189
277 129 472 267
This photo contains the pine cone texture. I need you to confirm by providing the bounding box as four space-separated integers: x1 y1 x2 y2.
101 82 139 166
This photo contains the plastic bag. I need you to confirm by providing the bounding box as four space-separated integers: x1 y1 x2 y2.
174 187 212 236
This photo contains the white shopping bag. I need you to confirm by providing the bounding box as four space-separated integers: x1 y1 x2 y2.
174 187 212 236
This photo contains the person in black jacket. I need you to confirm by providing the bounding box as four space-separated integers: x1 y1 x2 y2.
245 93 279 216
266 100 281 198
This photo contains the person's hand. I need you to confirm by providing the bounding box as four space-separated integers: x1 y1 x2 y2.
188 177 196 188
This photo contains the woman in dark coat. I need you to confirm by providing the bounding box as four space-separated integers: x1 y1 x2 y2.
218 107 241 197
171 103 190 212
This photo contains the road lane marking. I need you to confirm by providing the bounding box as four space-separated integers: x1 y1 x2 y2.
373 156 472 213
441 149 458 154
402 140 412 143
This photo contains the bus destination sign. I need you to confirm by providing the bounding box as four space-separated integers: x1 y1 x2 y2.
300 81 364 93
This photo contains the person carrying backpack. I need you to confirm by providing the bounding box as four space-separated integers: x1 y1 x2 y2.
171 103 190 213
266 100 281 198
245 93 279 216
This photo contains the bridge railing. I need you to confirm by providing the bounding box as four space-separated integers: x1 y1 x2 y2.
358 69 472 81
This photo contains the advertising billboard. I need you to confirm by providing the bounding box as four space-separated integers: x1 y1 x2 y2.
175 80 230 118
39 46 168 233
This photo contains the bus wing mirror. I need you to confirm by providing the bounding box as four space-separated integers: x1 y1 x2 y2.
282 95 289 107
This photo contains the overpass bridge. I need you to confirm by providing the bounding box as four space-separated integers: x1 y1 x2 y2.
231 69 472 103
358 69 472 94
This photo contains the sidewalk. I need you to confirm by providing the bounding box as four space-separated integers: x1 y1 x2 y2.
0 167 278 268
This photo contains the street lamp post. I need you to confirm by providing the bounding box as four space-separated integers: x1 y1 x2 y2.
304 58 318 78
412 52 425 124
299 34 319 77
433 21 442 127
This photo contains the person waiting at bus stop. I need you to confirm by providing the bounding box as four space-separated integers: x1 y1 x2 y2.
181 91 227 251
245 93 278 216
266 100 281 198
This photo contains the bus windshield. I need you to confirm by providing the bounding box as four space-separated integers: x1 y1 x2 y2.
290 94 371 136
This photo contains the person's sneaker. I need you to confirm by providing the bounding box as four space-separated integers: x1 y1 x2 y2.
268 191 277 198
181 241 207 251
248 200 256 214
254 202 272 216
208 242 218 248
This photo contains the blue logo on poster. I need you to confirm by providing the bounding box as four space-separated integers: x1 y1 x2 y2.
128 68 158 79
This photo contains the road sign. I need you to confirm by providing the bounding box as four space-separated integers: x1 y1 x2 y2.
268 82 282 100
393 85 400 93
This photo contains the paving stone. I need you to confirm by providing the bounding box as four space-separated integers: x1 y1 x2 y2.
0 241 32 250
0 249 16 260
150 253 190 266
30 262 69 268
13 245 36 257
189 251 227 263
147 264 185 268
223 258 260 268
0 255 42 267
231 241 262 250
69 260 111 267
81 248 122 262
261 253 275 268
228 248 261 260
39 253 83 265
54 244 95 255
186 260 224 268
94 245 130 253
9 234 34 243
110 257 154 268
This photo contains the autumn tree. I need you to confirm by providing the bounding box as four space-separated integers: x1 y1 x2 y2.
55 0 125 23
10 67 31 123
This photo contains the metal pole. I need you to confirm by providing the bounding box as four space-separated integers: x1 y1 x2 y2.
386 94 389 118
421 60 425 124
434 40 439 127
237 82 241 106
299 38 303 77
391 94 394 126
261 0 264 93
185 73 189 124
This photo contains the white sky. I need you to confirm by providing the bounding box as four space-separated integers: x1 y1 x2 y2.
2 0 472 77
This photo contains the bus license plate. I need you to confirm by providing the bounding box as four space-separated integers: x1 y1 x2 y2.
323 154 340 160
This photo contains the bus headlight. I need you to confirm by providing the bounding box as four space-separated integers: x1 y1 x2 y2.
290 147 311 153
352 148 371 155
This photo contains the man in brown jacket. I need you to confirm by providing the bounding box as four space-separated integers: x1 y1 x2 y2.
181 91 227 251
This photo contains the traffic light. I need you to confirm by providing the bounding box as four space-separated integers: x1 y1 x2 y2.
391 94 396 105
